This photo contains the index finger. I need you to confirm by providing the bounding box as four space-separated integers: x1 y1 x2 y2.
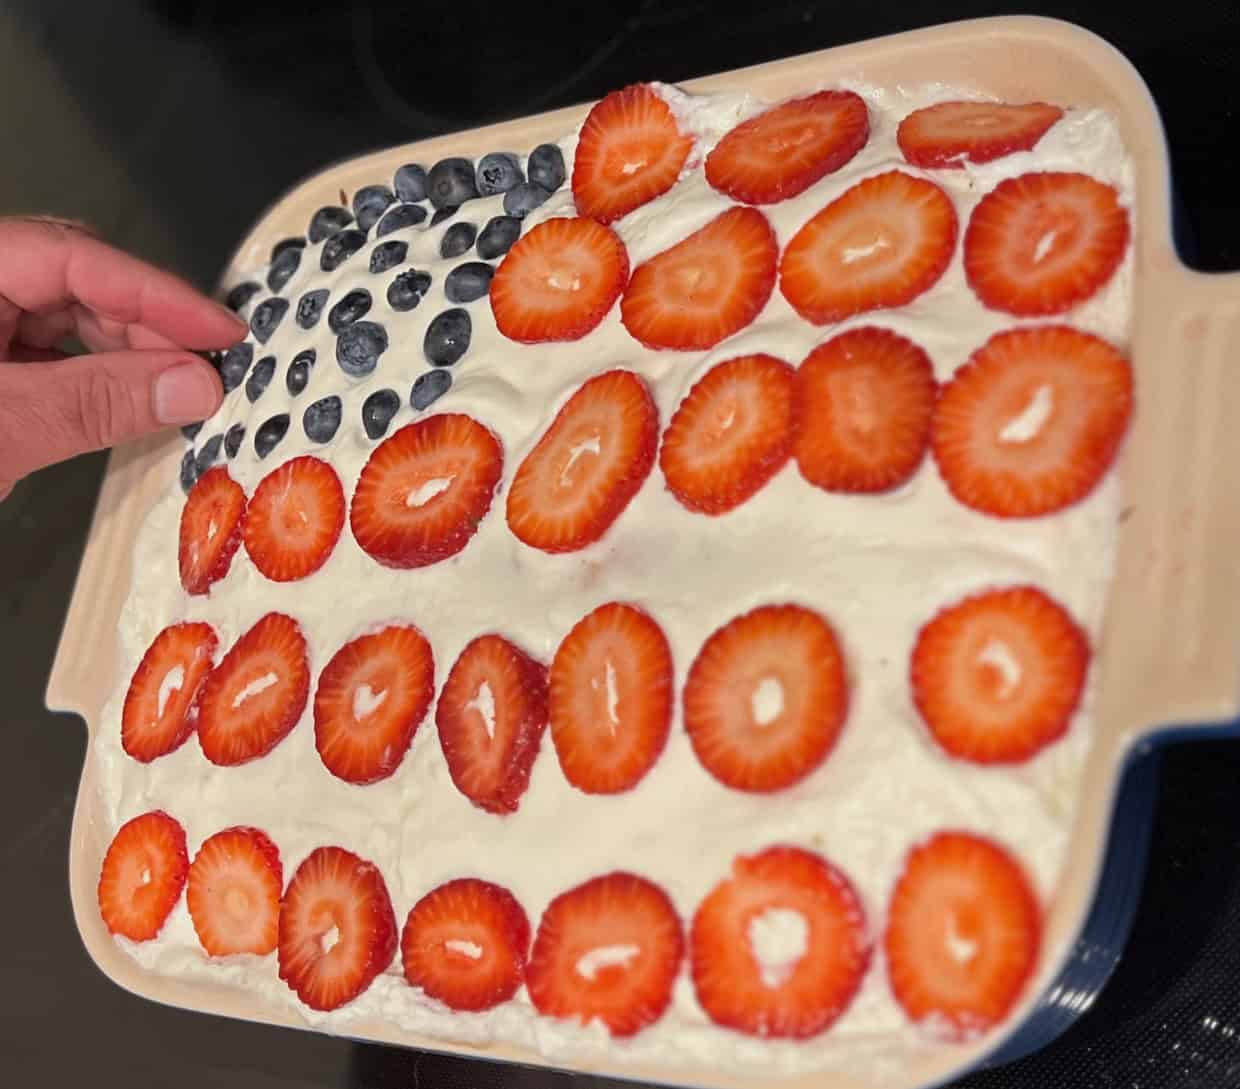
0 218 246 351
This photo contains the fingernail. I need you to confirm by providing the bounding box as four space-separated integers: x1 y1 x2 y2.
155 361 219 425
215 300 249 330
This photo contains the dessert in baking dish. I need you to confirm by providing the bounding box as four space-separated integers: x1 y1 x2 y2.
93 75 1134 1076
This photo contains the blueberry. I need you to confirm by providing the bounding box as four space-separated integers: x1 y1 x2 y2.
476 215 521 260
476 152 523 196
250 297 289 344
387 269 432 312
424 308 471 367
181 421 203 442
224 423 246 459
308 205 353 243
287 348 316 395
528 143 566 192
226 281 261 312
219 343 254 393
503 182 552 219
245 355 277 403
430 205 458 226
194 433 223 475
271 237 306 262
394 163 428 203
328 288 373 333
440 222 477 259
179 449 199 493
296 288 329 330
267 245 301 294
303 396 343 443
411 369 452 410
369 240 407 274
353 184 394 232
320 228 367 272
376 203 427 237
336 321 388 377
362 388 401 439
428 158 478 209
254 414 290 459
445 261 494 303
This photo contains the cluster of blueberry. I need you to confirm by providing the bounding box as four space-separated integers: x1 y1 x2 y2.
180 143 568 492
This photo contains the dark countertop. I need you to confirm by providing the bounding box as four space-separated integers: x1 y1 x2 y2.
2 2 1238 1087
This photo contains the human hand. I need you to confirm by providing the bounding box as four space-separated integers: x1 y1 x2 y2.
0 217 246 500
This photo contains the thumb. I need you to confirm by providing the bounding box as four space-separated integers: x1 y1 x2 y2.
0 351 221 494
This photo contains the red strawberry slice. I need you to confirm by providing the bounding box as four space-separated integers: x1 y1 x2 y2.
401 878 531 1012
196 612 310 766
179 466 246 595
436 635 548 814
779 171 957 325
705 90 869 204
684 604 848 793
243 456 345 583
314 625 435 784
964 172 1129 315
898 100 1063 169
351 414 503 569
526 871 683 1037
931 325 1133 518
121 621 218 762
572 83 694 223
490 217 629 343
660 353 796 515
97 810 188 942
884 830 1041 1037
621 206 777 351
506 370 657 553
793 327 937 494
549 602 673 795
278 845 397 1012
910 585 1089 764
690 845 870 1038
187 826 283 957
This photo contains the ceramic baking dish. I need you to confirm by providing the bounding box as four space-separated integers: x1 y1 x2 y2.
45 15 1240 1089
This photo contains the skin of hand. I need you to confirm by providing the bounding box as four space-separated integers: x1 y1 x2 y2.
0 216 246 500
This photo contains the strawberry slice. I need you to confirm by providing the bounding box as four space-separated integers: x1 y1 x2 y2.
121 621 218 762
506 370 657 553
690 845 870 1038
278 845 397 1012
572 83 694 223
351 414 503 569
779 171 957 325
314 624 435 784
931 325 1133 518
705 90 869 204
97 810 188 942
187 826 283 957
401 878 531 1012
526 871 683 1037
898 100 1063 169
910 585 1089 764
793 327 937 494
243 456 345 583
549 602 673 795
684 604 848 793
621 206 777 351
964 171 1129 315
179 466 246 595
436 634 548 814
660 353 796 515
490 217 629 343
884 830 1041 1037
196 612 310 766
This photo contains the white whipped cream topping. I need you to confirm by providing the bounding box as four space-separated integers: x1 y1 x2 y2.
97 78 1133 1080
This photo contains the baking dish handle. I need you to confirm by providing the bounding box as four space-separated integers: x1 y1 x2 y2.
1122 267 1240 732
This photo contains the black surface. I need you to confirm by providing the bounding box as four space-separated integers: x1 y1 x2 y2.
3 2 1240 1087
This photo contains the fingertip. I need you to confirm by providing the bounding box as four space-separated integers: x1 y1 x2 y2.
154 357 223 426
